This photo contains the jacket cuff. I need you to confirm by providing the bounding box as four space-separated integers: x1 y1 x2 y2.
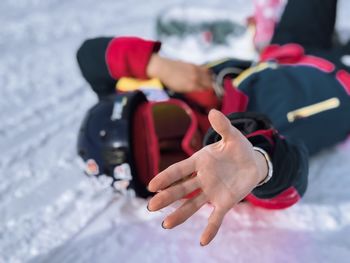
249 135 308 209
106 37 161 79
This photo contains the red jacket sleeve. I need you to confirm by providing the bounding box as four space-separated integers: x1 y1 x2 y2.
106 37 161 79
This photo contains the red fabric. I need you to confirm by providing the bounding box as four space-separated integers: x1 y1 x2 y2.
221 77 249 114
133 99 202 186
184 89 219 111
281 55 335 73
260 43 335 72
260 43 304 63
246 129 276 147
183 78 249 131
106 37 161 79
194 111 211 134
296 55 335 72
336 69 350 96
245 187 301 209
132 103 160 186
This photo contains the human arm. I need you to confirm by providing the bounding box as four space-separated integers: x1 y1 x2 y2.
106 36 213 92
147 110 308 246
77 36 213 95
146 53 213 93
147 109 270 246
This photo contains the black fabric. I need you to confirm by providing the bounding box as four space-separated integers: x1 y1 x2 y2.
272 0 337 50
203 112 309 199
76 37 117 99
271 0 350 71
203 112 273 145
209 59 252 76
238 65 350 156
252 136 308 199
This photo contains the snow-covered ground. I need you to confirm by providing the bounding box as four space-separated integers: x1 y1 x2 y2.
0 0 350 262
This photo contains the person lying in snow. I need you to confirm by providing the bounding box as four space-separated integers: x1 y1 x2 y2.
76 0 350 246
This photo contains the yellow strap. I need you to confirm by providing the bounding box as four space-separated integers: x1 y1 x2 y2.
233 62 277 87
116 77 164 92
205 58 231 68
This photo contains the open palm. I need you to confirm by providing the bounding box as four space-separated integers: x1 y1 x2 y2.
147 109 267 246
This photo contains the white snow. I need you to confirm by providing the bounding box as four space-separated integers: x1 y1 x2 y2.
0 0 350 263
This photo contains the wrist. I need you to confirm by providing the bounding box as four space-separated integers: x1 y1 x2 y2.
253 147 273 186
146 54 164 78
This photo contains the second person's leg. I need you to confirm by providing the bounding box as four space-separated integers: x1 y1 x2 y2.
271 0 337 50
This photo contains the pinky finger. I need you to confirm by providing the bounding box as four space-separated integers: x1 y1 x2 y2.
200 207 226 246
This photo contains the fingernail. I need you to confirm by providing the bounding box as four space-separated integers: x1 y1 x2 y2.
200 242 204 246
161 221 167 229
146 203 151 212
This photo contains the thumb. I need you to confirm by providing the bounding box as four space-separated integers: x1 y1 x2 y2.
208 109 237 141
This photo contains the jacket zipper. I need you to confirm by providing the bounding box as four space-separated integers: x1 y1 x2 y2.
287 97 340 122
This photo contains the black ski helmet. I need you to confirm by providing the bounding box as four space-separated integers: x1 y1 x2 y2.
77 91 150 197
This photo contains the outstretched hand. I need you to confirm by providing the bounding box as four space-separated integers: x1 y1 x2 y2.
147 109 268 246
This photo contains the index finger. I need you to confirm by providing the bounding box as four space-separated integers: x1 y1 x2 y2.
148 156 196 193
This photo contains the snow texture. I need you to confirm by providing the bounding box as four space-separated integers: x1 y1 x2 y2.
0 0 349 262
